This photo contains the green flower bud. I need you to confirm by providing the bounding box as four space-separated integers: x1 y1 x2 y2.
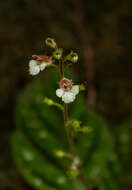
65 51 78 63
54 150 71 159
43 97 64 111
43 97 54 106
45 37 57 49
70 52 78 63
54 150 65 158
71 120 81 132
70 120 92 134
53 48 63 60
79 84 86 91
67 169 78 179
80 126 92 133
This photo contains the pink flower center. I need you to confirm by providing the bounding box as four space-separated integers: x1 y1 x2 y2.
32 55 52 65
60 78 72 91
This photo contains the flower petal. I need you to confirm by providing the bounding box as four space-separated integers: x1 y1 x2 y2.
29 65 40 75
71 85 79 95
40 62 47 71
29 60 37 67
62 92 75 103
56 89 64 98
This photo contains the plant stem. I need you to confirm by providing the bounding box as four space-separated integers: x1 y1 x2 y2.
64 103 90 190
59 59 90 190
64 103 76 157
59 59 64 79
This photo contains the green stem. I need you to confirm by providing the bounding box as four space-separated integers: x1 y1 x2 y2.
53 102 64 111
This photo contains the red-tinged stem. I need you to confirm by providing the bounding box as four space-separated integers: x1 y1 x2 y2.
59 59 90 190
63 103 90 190
59 59 64 79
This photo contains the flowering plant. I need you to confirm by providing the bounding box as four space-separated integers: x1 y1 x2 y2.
28 38 90 189
12 38 122 190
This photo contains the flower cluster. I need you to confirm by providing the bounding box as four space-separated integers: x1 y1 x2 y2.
56 78 79 103
29 55 52 75
27 38 90 188
28 38 80 104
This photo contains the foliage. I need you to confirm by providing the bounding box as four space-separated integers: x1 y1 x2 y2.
12 69 122 190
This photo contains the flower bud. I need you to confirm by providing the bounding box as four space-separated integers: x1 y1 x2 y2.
43 97 64 111
43 97 54 106
45 37 57 49
54 150 65 158
79 84 86 91
71 120 81 132
53 48 63 60
65 51 78 63
67 169 78 179
54 150 71 159
70 52 78 63
80 126 92 133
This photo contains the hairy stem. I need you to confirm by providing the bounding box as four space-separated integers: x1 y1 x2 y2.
59 60 90 190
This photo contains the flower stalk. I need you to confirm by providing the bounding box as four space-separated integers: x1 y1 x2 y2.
59 60 90 190
28 38 91 190
59 59 64 79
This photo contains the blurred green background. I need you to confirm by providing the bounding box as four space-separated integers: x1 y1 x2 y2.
0 0 132 190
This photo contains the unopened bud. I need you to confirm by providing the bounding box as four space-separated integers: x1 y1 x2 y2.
43 97 54 105
67 169 78 179
71 120 81 132
80 126 92 133
79 84 86 91
54 150 65 158
54 150 71 159
53 48 63 60
65 51 78 63
45 38 57 49
70 52 78 63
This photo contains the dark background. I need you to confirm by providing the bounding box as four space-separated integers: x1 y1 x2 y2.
0 0 132 189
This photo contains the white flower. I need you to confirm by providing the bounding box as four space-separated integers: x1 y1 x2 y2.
29 55 52 76
62 92 76 103
71 85 79 95
29 60 47 75
56 78 79 104
56 89 64 97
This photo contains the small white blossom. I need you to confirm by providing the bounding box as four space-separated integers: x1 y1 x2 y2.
56 89 64 97
71 85 79 95
56 78 79 104
29 60 47 75
29 55 52 76
39 62 47 71
62 92 75 103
